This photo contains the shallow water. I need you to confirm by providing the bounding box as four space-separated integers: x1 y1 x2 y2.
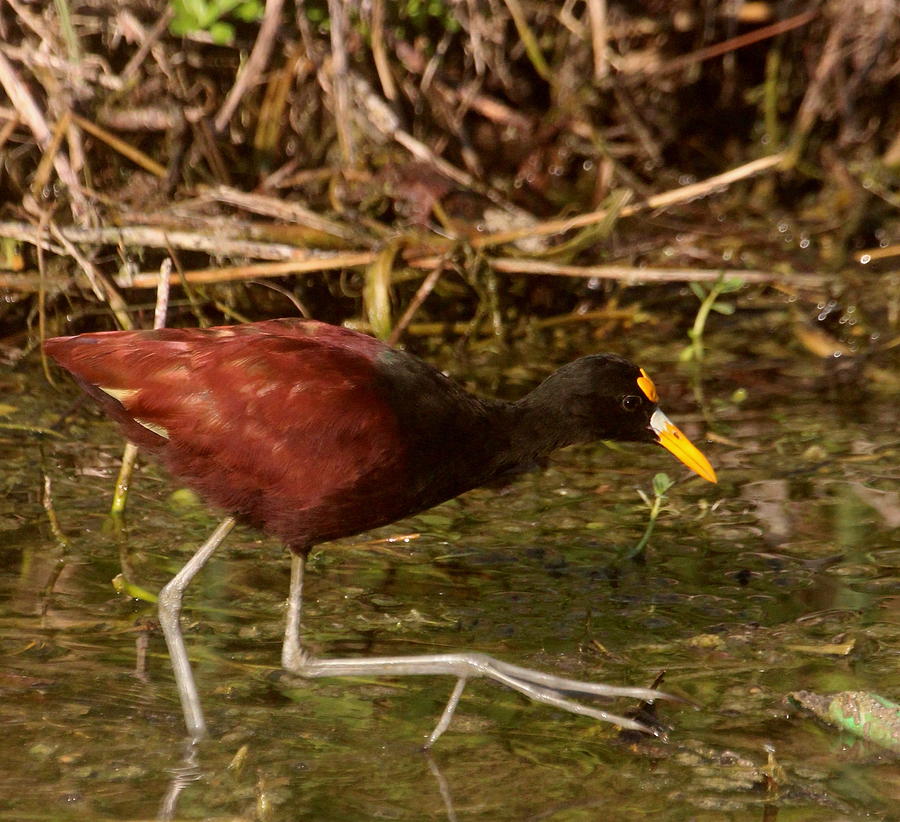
1 330 898 821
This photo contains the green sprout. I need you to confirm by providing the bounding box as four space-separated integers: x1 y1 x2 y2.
112 573 158 604
624 472 675 560
169 0 264 45
680 275 743 363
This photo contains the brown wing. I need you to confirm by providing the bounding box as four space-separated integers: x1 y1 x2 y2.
46 324 407 547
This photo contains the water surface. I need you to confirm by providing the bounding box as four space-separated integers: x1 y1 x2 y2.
1 329 897 820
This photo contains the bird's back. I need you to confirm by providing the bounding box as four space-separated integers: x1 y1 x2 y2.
45 320 509 550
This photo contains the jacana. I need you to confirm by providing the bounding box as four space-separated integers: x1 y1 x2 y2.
44 318 716 746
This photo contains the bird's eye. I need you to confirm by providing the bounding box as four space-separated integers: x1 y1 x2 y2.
621 395 641 411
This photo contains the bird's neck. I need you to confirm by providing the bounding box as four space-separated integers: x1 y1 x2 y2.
478 389 581 476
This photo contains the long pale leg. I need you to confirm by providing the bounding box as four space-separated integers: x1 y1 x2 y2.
281 551 669 746
157 516 237 740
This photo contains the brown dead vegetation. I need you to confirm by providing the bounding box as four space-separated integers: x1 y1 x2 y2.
0 1 898 346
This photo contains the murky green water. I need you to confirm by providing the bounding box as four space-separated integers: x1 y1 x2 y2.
1 329 898 820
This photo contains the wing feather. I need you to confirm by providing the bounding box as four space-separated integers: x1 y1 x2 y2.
46 323 406 545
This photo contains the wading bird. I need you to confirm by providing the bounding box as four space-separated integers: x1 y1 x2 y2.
45 318 716 745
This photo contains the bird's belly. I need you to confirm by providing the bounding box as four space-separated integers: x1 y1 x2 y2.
159 440 426 551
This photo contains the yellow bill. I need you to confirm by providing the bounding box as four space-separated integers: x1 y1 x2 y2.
649 409 717 483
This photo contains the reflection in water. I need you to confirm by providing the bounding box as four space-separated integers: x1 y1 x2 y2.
157 739 203 822
425 752 457 822
157 740 459 822
742 479 792 543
